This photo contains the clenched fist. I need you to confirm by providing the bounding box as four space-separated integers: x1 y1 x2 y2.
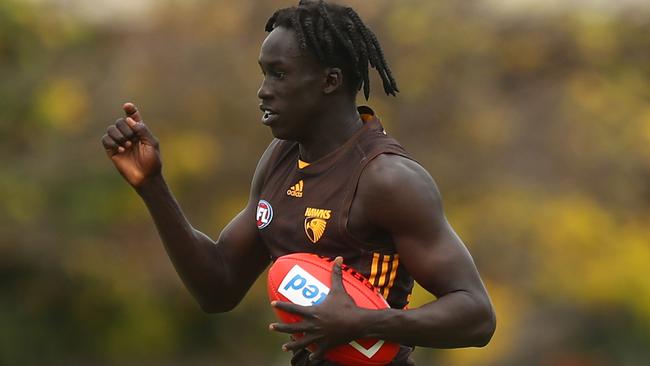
101 103 161 188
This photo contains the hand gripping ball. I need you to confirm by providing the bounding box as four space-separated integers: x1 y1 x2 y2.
267 253 399 366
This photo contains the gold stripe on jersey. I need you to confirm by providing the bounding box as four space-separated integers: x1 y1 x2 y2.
382 255 400 298
367 253 400 300
369 253 380 287
377 255 391 288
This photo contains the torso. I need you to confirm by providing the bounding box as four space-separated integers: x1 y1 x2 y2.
256 108 415 309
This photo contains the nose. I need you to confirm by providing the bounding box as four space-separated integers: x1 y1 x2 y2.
257 78 272 100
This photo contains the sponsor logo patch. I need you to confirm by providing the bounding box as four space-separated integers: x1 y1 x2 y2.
256 200 273 229
278 265 329 306
286 180 304 198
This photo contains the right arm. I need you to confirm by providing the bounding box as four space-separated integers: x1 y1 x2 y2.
101 103 271 313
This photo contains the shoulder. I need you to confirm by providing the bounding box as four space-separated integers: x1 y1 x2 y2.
250 139 284 196
359 154 441 206
356 153 444 229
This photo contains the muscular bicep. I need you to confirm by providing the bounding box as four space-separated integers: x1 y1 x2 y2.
396 213 484 298
358 155 488 299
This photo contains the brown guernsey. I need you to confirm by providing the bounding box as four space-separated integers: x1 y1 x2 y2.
256 107 415 311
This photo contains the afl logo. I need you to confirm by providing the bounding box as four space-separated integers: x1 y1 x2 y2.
256 200 273 229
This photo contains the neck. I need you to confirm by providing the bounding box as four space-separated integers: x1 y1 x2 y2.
298 99 362 163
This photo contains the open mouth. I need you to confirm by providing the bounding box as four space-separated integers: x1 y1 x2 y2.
262 110 277 121
260 106 279 125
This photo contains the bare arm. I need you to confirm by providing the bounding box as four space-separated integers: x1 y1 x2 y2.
101 103 271 312
352 154 496 347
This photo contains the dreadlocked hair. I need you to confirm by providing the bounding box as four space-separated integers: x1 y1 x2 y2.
264 0 399 100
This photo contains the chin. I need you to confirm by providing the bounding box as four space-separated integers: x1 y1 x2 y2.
268 126 294 141
268 122 303 141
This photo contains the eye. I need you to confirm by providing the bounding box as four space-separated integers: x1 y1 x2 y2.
270 70 286 79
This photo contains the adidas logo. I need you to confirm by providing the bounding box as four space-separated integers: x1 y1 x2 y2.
286 180 304 198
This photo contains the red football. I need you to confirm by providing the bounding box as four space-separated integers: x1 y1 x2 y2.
267 253 399 366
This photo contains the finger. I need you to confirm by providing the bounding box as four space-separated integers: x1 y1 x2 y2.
330 256 345 291
126 117 158 146
101 134 119 156
270 321 321 334
122 102 142 122
283 333 325 352
107 125 127 146
272 301 314 318
115 118 136 142
309 343 329 361
309 343 330 361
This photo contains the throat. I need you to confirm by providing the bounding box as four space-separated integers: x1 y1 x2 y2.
298 115 363 163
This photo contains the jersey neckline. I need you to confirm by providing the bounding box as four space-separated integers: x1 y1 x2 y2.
295 106 382 175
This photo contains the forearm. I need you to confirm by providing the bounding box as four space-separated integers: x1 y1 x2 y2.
360 290 495 348
135 174 230 310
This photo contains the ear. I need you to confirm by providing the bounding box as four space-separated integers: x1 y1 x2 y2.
323 67 344 94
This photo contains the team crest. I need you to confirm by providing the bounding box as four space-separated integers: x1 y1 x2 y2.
304 207 331 243
256 200 273 229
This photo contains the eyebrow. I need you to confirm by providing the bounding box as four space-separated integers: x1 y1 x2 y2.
259 59 285 66
258 58 294 71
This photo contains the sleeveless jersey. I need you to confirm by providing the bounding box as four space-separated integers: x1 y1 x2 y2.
256 106 415 310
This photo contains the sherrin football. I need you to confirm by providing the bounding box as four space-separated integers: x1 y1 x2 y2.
267 253 399 366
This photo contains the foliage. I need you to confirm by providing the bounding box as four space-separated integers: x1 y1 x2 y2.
1 0 649 364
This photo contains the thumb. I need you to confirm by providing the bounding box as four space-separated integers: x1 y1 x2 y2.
126 117 157 145
330 256 345 291
123 102 143 122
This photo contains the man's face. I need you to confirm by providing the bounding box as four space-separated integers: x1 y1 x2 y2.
257 26 326 141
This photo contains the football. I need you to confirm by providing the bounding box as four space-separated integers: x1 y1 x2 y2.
267 253 399 366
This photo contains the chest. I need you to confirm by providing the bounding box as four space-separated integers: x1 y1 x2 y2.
257 161 355 256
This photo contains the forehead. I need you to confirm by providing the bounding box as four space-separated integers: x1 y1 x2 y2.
259 27 304 65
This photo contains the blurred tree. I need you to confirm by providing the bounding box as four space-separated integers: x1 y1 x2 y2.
1 0 649 365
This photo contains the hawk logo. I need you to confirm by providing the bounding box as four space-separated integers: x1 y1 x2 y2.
287 180 304 198
304 207 331 243
256 200 273 229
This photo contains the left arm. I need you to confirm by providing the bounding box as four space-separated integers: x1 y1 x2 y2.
354 154 496 348
272 154 496 355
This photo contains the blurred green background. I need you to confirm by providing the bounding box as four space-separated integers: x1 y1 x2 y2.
2 0 650 365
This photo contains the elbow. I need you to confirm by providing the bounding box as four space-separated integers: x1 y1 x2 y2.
471 302 496 347
196 294 240 314
198 299 238 314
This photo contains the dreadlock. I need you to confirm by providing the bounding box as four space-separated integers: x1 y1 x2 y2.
264 0 399 100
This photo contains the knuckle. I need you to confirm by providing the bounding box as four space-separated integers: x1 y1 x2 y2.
117 121 130 131
102 139 116 148
121 128 135 137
